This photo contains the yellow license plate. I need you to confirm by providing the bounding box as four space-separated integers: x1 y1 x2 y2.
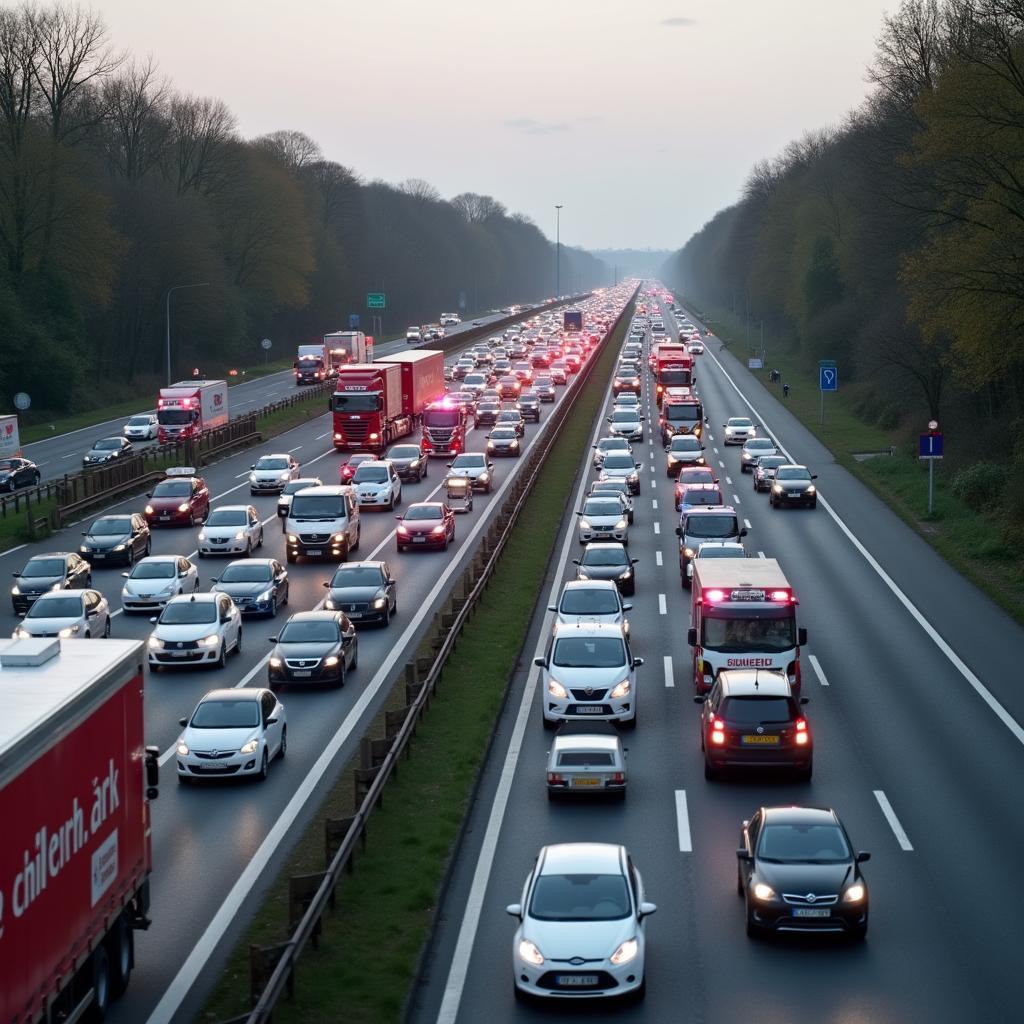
741 735 780 745
571 777 601 786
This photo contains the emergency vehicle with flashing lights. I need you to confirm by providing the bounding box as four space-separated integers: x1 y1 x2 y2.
688 558 807 696
156 380 228 444
421 397 469 457
653 344 694 400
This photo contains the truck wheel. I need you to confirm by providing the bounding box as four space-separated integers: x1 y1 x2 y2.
106 913 134 998
86 942 111 1022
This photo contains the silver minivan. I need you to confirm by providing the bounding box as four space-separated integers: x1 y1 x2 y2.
285 485 360 563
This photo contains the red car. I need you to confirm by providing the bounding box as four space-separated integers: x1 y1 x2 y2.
675 468 719 510
144 468 209 526
340 452 376 483
395 502 456 552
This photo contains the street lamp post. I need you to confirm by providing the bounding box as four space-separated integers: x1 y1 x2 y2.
165 283 210 386
555 205 563 298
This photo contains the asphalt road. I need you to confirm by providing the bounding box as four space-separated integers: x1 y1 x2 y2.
0 292 631 1024
411 292 1024 1024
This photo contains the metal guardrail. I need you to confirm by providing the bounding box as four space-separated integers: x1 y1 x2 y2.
229 288 638 1024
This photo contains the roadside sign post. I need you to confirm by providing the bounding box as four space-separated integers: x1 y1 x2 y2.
919 420 943 515
366 293 386 310
818 360 837 425
261 337 272 365
348 314 360 330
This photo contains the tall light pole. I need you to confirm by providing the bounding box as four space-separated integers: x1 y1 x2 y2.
165 283 210 386
555 205 563 298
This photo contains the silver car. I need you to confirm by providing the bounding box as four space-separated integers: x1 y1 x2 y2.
607 408 644 442
740 437 778 472
589 480 634 523
549 579 631 635
121 555 199 612
13 589 110 639
592 436 632 469
250 453 301 494
723 417 756 445
546 723 627 799
577 496 629 545
665 434 706 476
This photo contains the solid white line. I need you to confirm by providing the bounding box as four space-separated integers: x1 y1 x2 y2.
674 790 693 852
653 522 660 535
808 654 830 687
658 593 667 615
61 452 76 458
873 790 914 851
663 655 674 688
651 499 658 510
656 550 663 566
0 543 27 559
743 518 752 530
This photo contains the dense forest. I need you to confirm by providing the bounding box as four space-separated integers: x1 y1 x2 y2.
0 2 605 418
662 0 1024 510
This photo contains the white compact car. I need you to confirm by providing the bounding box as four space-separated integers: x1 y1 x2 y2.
546 723 628 799
148 592 242 671
123 414 158 441
577 496 629 545
121 554 199 613
607 409 644 442
549 580 631 635
723 417 757 445
507 843 655 1001
175 687 285 783
249 453 301 494
13 589 110 639
197 505 264 557
351 460 402 510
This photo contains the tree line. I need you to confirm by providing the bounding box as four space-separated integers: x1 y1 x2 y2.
0 2 605 417
662 0 1024 490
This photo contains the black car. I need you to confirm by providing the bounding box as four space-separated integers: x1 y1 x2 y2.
475 401 501 428
573 542 638 596
80 513 151 566
82 436 134 467
211 558 289 616
323 560 397 626
737 806 870 940
517 391 541 423
534 378 556 402
0 457 40 492
268 610 358 687
385 444 428 483
11 551 91 614
495 409 526 437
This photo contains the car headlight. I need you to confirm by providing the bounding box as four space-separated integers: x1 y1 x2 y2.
323 598 335 610
10 585 19 595
14 626 31 638
806 485 816 494
198 532 207 541
373 597 387 609
333 532 348 542
577 571 590 580
57 624 81 638
487 442 495 449
609 678 631 699
199 633 220 647
579 519 591 530
772 484 783 494
112 544 126 552
269 656 282 667
518 939 544 966
843 883 866 903
256 589 273 603
177 503 190 513
547 678 568 699
177 741 189 756
148 636 163 649
80 545 89 552
239 738 259 755
752 883 776 901
615 519 627 530
324 655 340 667
248 473 257 483
145 505 155 515
234 531 245 541
287 534 298 542
610 937 639 966
280 472 290 481
479 472 489 481
628 473 638 482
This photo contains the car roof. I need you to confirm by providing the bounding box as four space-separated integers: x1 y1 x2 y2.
200 687 262 703
210 504 253 511
407 501 444 510
552 733 621 753
761 806 840 828
223 557 277 568
355 460 390 468
33 588 90 599
166 592 219 604
552 620 625 638
285 610 343 622
539 842 624 876
718 669 792 697
256 452 291 460
290 485 351 495
27 551 74 559
583 541 628 551
778 463 810 471
684 505 737 517
135 554 182 563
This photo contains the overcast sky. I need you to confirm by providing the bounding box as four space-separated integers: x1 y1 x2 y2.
93 0 894 251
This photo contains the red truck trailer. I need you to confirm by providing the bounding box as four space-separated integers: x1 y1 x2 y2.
323 330 371 366
0 637 159 1024
381 349 446 419
654 345 694 399
332 363 410 451
156 379 228 444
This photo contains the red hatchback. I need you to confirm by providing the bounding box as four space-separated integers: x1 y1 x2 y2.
340 453 376 484
395 502 455 552
144 468 209 526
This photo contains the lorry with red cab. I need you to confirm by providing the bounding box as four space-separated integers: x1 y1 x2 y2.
420 397 469 457
688 558 807 695
156 379 228 444
654 344 694 399
332 363 410 452
0 637 159 1024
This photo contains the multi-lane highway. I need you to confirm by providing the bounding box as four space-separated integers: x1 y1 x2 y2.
412 293 1024 1023
0 291 633 1024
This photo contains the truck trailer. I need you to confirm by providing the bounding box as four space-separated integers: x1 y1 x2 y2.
156 380 228 444
380 349 446 419
332 363 410 451
0 413 20 459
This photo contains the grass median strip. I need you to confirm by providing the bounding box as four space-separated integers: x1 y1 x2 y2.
200 309 631 1024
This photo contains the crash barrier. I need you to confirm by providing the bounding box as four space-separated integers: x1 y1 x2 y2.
216 287 639 1024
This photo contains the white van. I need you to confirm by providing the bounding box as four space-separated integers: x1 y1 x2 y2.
285 485 360 563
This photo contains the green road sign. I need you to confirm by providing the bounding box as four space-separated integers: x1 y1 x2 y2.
367 293 386 310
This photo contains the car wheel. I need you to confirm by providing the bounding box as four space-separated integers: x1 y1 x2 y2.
245 540 252 557
215 642 226 670
485 481 492 494
258 748 269 781
849 921 868 942
126 547 135 568
810 499 818 509
278 726 287 760
144 540 151 556
621 710 637 730
352 526 361 552
541 709 556 730
85 941 111 1024
704 757 718 781
86 573 93 587
150 662 161 674
796 760 813 782
106 912 134 998
443 535 449 551
32 472 40 487
103 618 111 638
737 868 745 896
258 527 264 548
350 641 358 671
626 976 646 1004
198 549 206 559
746 909 765 939
235 628 243 655
270 595 278 618
383 604 391 627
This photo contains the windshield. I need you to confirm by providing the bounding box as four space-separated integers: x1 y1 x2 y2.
127 417 152 426
451 456 485 470
27 596 82 618
721 695 797 724
745 440 775 452
290 495 344 518
89 518 131 536
584 500 622 517
283 479 319 494
758 457 787 471
206 509 247 526
728 418 753 428
702 612 796 652
279 620 340 643
332 393 381 413
93 439 121 450
680 489 722 507
331 566 384 587
666 404 701 422
220 564 273 583
553 636 627 668
129 561 175 580
603 455 635 470
255 457 289 470
777 467 811 481
152 480 190 497
560 589 619 615
191 699 260 729
592 482 628 497
387 446 420 460
353 466 389 483
529 873 631 922
758 824 851 864
670 437 702 452
659 369 692 385
582 548 628 567
684 514 739 538
23 558 65 577
491 428 517 439
679 469 716 485
160 601 217 624
157 409 193 425
405 506 442 521
611 411 638 423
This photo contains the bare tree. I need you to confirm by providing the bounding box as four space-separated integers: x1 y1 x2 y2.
254 128 321 171
304 159 360 229
97 57 169 182
165 93 237 196
451 191 506 222
398 177 441 202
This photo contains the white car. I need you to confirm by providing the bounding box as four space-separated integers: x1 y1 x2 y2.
665 434 706 476
607 409 644 442
440 313 461 326
123 414 158 441
249 453 301 494
351 460 402 510
406 327 422 344
277 477 323 519
688 340 704 354
685 540 748 583
587 482 634 524
507 843 655 1001
723 417 757 445
121 555 199 613
546 723 628 799
591 437 632 469
148 592 242 671
549 580 631 635
577 495 629 545
612 393 641 411
13 589 110 639
198 505 264 557
175 687 285 783
740 437 778 472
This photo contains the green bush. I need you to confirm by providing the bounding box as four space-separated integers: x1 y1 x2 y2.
950 462 1005 506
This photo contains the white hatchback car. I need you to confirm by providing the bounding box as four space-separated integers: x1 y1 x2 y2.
577 495 629 545
121 554 199 613
249 453 301 494
13 588 110 639
176 687 285 783
351 460 402 510
549 580 631 635
123 413 158 441
607 409 644 442
723 417 757 445
507 843 655 1001
198 505 264 557
148 592 242 671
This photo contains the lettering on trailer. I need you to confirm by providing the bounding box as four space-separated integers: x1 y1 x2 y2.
725 657 777 667
3 423 12 438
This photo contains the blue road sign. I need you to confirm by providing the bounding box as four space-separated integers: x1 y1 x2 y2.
819 365 838 391
348 314 360 329
919 433 944 458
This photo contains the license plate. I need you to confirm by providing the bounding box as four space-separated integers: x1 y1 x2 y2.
93 553 105 560
292 670 312 678
793 907 831 918
198 764 230 773
305 549 322 556
742 735 780 745
571 777 600 787
557 975 598 987
787 492 801 499
161 514 171 520
575 705 604 715
413 536 426 543
171 650 191 658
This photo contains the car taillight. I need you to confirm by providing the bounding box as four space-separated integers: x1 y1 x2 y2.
547 773 563 784
711 728 725 745
610 772 625 784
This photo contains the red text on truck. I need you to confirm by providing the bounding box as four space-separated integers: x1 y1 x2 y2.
156 379 228 444
0 637 159 1023
332 363 410 452
688 558 807 695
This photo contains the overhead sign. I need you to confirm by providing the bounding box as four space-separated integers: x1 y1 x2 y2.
367 293 386 310
819 362 838 392
919 433 944 459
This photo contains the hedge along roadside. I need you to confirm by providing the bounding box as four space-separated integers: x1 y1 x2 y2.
200 292 637 1024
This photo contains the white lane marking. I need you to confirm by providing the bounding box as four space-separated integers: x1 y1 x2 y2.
757 550 766 558
653 522 660 535
288 445 302 453
712 447 718 455
651 499 658 510
718 460 725 468
809 654 830 687
725 476 733 485
111 609 122 618
658 593 667 615
744 518 752 530
0 543 27 559
315 431 330 440
62 452 76 458
703 343 1024 750
873 790 914 851
732 493 741 505
663 655 674 688
656 550 663 566
674 790 693 852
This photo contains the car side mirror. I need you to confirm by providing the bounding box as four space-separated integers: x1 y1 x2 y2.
811 474 818 480
693 695 706 704
81 531 87 536
675 527 682 536
149 616 158 624
145 492 152 498
631 558 639 564
323 581 330 588
664 446 670 452
394 514 403 520
121 571 129 578
687 627 697 646
740 528 748 537
506 903 522 918
268 637 278 643
488 463 494 469
266 716 278 726
622 603 632 611
250 464 255 470
798 627 808 646
800 696 810 705
572 559 580 565
533 657 546 668
633 657 644 667
179 717 188 727
736 849 751 862
639 901 658 918
547 605 557 612
856 851 871 863
210 577 218 584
